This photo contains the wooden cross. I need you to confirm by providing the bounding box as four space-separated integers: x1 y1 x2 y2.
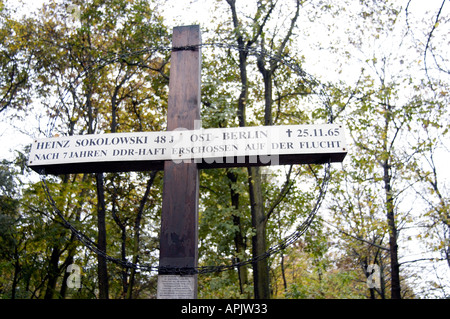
157 25 201 299
28 25 347 299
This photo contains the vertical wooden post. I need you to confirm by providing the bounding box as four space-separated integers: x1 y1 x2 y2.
157 25 201 299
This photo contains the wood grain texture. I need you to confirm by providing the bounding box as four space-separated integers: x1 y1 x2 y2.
159 26 201 282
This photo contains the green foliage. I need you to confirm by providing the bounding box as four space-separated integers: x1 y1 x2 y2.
0 0 169 299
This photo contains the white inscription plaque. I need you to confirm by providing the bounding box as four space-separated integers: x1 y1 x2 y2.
157 275 196 299
28 124 347 174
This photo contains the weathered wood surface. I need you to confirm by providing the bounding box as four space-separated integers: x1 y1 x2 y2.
158 26 201 294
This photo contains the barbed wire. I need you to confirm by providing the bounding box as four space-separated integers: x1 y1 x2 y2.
38 41 335 275
44 41 333 137
40 162 331 275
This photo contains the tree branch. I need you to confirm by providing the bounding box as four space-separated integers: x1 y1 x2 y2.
423 0 447 81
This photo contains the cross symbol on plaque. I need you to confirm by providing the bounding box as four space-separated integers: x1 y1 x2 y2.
28 25 347 299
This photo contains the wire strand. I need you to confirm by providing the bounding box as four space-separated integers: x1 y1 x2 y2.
38 41 335 275
40 162 331 275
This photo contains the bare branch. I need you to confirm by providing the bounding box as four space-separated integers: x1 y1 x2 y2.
424 0 447 82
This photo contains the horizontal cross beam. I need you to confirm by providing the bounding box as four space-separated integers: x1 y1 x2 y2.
28 124 347 175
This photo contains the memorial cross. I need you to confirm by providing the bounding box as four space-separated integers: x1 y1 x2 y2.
28 25 347 299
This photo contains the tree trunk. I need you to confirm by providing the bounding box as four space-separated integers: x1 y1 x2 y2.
248 166 270 299
227 170 249 296
60 174 89 298
226 0 300 299
59 254 74 298
280 250 287 293
127 171 157 299
256 53 273 126
384 161 401 299
110 187 129 297
380 90 401 299
11 246 20 299
96 173 109 299
44 245 61 299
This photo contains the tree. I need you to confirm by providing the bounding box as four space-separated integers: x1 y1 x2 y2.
0 159 21 298
222 0 309 299
405 0 449 81
0 1 33 115
1 0 170 299
328 165 390 298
